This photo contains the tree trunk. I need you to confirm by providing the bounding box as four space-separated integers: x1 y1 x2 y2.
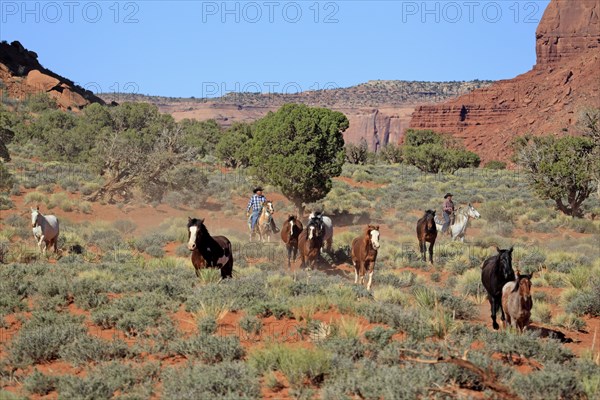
294 200 305 219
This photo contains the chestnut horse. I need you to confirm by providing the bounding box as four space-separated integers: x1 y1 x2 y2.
298 217 323 270
281 215 303 268
502 272 533 332
481 246 515 330
187 218 233 279
416 210 437 263
351 225 381 291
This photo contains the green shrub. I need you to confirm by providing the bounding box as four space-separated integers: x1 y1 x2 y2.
239 315 263 337
512 364 587 400
484 160 507 170
162 362 260 399
24 370 56 396
197 316 218 336
172 334 245 364
9 312 87 366
59 335 131 366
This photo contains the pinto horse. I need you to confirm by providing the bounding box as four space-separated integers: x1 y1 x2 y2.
416 210 437 263
281 215 303 269
187 218 233 279
351 225 381 291
31 206 60 255
249 200 275 242
481 246 516 330
308 212 333 253
298 217 323 270
502 272 533 332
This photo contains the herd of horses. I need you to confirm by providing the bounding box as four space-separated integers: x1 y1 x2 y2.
29 201 532 332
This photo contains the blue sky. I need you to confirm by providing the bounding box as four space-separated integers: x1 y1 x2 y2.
1 0 550 97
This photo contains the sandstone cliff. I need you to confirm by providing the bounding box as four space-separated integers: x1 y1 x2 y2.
409 0 600 165
0 41 105 110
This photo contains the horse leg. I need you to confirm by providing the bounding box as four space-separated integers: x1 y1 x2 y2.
419 240 425 262
353 260 359 284
428 241 434 264
366 262 374 291
326 238 332 253
490 297 500 330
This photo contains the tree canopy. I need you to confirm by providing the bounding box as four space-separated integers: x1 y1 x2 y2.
248 103 348 215
514 134 596 217
402 129 480 173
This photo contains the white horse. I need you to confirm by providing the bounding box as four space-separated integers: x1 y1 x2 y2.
435 203 480 242
308 212 333 252
31 207 60 255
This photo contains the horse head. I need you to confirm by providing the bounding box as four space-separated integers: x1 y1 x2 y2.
307 217 323 240
514 272 533 295
424 209 436 230
187 217 205 251
264 200 274 215
496 246 515 281
31 206 41 228
367 224 380 250
467 203 481 219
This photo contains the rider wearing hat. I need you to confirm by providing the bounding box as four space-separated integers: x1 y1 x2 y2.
442 193 455 234
246 187 279 233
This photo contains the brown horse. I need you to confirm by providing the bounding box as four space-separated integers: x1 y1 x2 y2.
187 217 233 279
281 215 303 268
351 225 381 291
297 217 323 270
416 210 437 264
502 272 533 332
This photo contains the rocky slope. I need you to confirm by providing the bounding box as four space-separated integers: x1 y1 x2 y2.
0 40 105 110
100 80 490 149
409 0 600 165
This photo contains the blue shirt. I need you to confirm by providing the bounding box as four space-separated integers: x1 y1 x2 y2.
247 194 266 212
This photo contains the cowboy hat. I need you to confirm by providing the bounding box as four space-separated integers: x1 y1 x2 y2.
444 193 453 198
253 187 264 193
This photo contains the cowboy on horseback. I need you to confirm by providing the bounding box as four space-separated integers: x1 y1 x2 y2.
441 192 455 235
246 187 279 233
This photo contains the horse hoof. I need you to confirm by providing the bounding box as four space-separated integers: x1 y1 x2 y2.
492 322 499 330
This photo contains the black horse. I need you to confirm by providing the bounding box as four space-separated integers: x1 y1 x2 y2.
416 210 437 263
481 246 516 330
187 218 233 279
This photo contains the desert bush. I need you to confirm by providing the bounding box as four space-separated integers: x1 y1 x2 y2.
9 311 87 366
531 301 552 324
436 290 476 320
91 292 177 337
484 160 507 170
564 266 592 290
197 316 218 336
546 251 582 273
565 286 600 317
162 361 260 399
24 191 48 205
485 330 574 364
57 361 159 400
552 313 587 331
512 364 587 400
172 334 245 364
319 337 365 362
59 335 131 366
373 285 409 306
24 370 56 396
248 301 293 320
250 344 332 388
239 315 263 337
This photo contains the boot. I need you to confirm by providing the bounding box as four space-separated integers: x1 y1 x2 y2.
271 219 280 233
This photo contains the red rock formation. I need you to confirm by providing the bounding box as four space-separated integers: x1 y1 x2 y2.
0 41 105 110
409 0 600 165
